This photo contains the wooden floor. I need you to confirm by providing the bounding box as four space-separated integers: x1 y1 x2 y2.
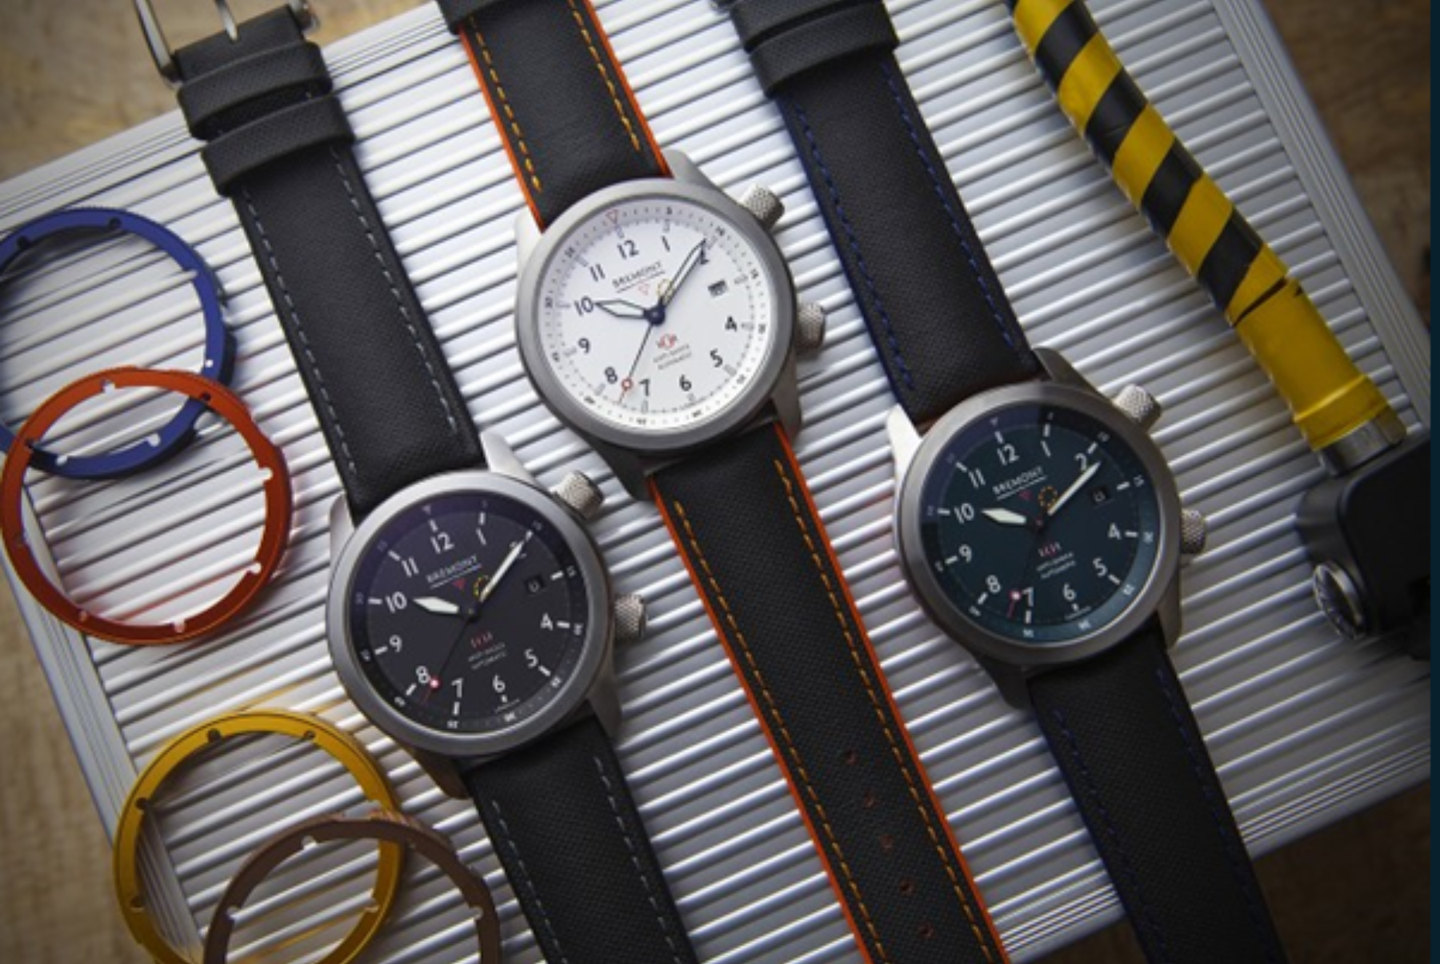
0 1 1427 962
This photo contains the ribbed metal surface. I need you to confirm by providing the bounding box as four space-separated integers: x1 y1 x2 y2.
0 1 1428 962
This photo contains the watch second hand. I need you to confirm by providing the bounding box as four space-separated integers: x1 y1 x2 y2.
619 323 657 401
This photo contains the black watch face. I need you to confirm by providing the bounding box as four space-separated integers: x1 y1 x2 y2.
346 492 593 735
918 402 1163 645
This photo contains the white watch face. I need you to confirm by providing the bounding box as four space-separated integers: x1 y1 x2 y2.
535 197 779 435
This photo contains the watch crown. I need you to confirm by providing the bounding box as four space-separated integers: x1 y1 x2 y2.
551 472 604 521
1312 561 1367 639
1179 508 1208 557
1114 384 1163 431
796 301 827 355
613 593 648 644
739 184 785 232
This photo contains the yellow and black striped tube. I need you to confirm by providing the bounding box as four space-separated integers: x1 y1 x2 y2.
1008 0 1397 455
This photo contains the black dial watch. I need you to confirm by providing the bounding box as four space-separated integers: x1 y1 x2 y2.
148 3 695 960
720 0 1289 961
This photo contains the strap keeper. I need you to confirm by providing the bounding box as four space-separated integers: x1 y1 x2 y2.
732 0 898 95
203 95 354 195
435 0 508 33
178 41 331 139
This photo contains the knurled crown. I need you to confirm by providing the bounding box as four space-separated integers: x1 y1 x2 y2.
613 593 648 644
1180 508 1208 557
1311 561 1367 639
551 472 604 521
796 302 827 355
739 184 785 231
1114 384 1163 431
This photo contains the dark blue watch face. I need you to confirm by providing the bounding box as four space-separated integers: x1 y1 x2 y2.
347 493 592 735
919 402 1162 645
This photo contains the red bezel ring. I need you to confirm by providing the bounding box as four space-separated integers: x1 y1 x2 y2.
0 368 292 645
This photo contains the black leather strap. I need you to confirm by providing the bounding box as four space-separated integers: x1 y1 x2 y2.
464 716 699 964
726 0 1041 425
1029 625 1288 964
652 425 1006 964
172 8 483 518
445 0 668 228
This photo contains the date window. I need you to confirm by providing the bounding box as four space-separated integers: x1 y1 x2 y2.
708 280 729 298
1090 486 1111 506
525 575 546 595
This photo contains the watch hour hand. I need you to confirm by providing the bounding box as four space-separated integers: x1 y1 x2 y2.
595 299 649 320
414 596 461 616
982 507 1030 526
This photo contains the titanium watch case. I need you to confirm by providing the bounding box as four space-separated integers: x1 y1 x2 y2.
326 433 618 794
515 151 802 498
890 349 1184 707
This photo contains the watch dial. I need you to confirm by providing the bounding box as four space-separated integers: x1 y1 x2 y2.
918 403 1163 645
536 196 778 434
346 493 592 735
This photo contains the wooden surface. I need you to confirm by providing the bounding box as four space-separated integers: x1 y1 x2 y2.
0 2 1427 963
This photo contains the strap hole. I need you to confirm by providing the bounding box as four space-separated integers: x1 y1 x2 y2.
861 789 877 810
878 833 895 853
843 749 859 766
918 922 936 940
207 728 223 743
899 878 915 895
129 894 145 909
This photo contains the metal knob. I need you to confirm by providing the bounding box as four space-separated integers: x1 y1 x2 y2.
1179 509 1208 557
796 302 827 355
1312 561 1367 640
551 472 604 521
613 593 648 644
1114 384 1164 431
739 184 785 232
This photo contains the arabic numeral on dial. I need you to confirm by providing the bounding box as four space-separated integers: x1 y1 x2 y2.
389 635 403 652
1075 453 1090 472
1063 583 1077 602
617 240 639 260
399 557 418 578
1109 523 1123 540
605 367 619 384
430 532 454 554
968 468 986 488
710 349 723 368
639 378 651 397
525 648 539 669
996 444 1019 466
680 375 692 392
959 545 973 563
986 575 1002 594
578 337 591 354
1093 557 1109 578
589 264 606 282
492 675 506 694
576 297 595 316
451 678 464 696
416 666 431 685
956 503 976 523
384 592 407 613
725 316 738 332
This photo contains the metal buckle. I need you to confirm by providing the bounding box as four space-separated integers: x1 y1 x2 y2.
133 0 318 86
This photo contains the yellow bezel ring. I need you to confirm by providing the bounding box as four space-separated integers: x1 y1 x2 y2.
112 710 404 964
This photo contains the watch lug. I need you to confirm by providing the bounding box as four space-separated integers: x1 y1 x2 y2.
886 406 922 485
661 150 714 190
1153 567 1183 649
582 665 622 740
328 496 355 561
514 207 542 273
411 746 470 800
1033 347 1096 392
770 356 804 440
974 653 1033 710
481 431 536 485
589 437 653 503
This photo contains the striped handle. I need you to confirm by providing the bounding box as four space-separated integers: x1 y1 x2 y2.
1008 0 1396 454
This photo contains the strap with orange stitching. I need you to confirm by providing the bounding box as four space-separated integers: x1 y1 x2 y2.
441 0 669 227
652 424 1008 964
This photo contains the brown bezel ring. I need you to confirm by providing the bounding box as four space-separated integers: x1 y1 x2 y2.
0 367 291 645
203 810 502 964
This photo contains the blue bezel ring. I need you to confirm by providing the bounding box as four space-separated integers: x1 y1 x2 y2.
0 207 232 479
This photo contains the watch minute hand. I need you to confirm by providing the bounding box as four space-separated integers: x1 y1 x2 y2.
1048 461 1102 517
480 537 528 604
660 242 708 307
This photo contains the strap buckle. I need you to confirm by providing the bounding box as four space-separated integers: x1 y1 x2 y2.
133 0 318 86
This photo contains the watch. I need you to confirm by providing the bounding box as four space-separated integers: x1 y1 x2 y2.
720 0 1289 961
149 3 694 962
438 0 1011 962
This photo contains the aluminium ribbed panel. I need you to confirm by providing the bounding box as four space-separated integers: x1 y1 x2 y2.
0 0 1428 961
